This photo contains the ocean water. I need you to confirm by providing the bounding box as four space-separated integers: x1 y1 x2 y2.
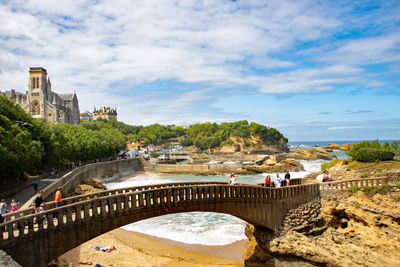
288 139 397 149
103 159 327 246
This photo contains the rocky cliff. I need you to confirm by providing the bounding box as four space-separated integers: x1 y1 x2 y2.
243 186 400 266
214 135 289 154
288 148 336 161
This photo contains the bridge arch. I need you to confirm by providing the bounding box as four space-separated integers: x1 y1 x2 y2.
0 183 320 266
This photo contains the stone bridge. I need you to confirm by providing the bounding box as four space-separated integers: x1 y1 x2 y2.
0 182 319 267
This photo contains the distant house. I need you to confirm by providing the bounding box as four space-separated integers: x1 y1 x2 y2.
80 111 92 121
93 106 117 121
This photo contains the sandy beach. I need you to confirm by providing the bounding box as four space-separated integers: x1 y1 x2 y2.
52 228 246 267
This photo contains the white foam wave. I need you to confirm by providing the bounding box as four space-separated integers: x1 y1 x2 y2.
104 160 326 245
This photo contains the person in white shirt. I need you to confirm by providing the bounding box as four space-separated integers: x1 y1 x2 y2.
275 173 282 188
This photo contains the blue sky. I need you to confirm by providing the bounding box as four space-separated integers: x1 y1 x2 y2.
0 0 399 141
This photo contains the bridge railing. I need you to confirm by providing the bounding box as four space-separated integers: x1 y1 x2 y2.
319 176 400 191
0 183 320 242
1 181 227 223
255 178 303 187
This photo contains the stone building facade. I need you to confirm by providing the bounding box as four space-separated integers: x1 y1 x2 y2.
1 67 80 125
92 106 117 121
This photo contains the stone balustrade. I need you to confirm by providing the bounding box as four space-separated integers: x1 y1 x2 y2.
0 182 319 267
319 175 400 191
1 181 226 222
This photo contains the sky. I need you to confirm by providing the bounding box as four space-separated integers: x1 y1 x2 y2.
0 0 399 141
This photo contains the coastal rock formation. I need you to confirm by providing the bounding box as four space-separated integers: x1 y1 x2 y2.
0 250 21 267
244 159 304 173
288 148 336 161
307 160 400 182
340 144 351 150
244 187 400 266
74 178 106 195
214 135 289 154
328 143 341 149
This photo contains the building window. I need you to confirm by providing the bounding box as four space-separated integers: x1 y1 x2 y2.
36 77 39 88
48 113 52 117
31 101 40 115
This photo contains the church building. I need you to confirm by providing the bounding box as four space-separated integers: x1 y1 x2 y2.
1 67 80 125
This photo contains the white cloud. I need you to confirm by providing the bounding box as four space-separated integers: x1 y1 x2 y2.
0 0 399 133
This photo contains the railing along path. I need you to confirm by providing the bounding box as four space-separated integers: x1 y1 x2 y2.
2 181 226 222
319 176 399 191
0 182 319 242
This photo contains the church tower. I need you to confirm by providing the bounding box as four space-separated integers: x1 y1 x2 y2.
28 67 48 120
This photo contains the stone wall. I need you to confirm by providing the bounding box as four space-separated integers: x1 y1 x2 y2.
145 163 244 175
19 158 141 211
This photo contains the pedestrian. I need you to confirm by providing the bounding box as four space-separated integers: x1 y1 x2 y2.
32 180 39 194
55 187 63 207
284 171 291 185
264 175 271 187
0 199 7 214
275 173 282 188
33 190 45 212
229 173 240 185
10 199 20 212
322 170 330 182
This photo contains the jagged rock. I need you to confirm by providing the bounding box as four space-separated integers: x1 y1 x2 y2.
82 178 107 190
0 250 21 267
340 144 351 150
288 148 336 160
244 159 304 173
74 178 106 195
245 187 400 266
328 143 341 149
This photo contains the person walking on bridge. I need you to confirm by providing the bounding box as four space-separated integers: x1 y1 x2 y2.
55 187 63 207
0 199 7 214
284 171 291 185
33 190 45 212
229 173 240 185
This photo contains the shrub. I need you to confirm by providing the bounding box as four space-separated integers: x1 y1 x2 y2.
354 202 361 208
349 185 358 193
347 167 351 171
361 186 372 195
372 184 391 194
360 173 368 178
395 183 400 188
353 148 394 162
321 159 341 172
376 168 383 172
361 185 391 195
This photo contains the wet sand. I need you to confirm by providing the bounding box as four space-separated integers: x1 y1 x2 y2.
53 228 246 267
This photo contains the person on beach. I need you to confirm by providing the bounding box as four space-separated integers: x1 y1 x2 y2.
0 199 7 214
229 173 240 185
264 175 271 187
55 187 63 207
10 199 20 212
284 171 291 185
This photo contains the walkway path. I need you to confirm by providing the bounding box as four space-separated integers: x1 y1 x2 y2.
4 177 60 211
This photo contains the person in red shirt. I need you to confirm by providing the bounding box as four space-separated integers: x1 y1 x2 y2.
264 175 271 187
55 187 63 207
